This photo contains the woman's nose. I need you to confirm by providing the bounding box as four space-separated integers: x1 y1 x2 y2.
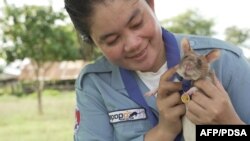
124 33 141 52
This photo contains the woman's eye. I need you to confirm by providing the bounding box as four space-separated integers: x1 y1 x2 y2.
131 19 143 29
106 36 119 46
132 22 142 29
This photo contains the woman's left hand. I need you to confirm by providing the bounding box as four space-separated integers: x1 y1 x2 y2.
185 73 245 125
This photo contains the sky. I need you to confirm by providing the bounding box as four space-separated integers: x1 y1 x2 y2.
155 0 250 40
1 0 249 40
0 0 249 64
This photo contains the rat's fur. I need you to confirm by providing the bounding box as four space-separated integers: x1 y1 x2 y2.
177 38 220 81
177 38 220 141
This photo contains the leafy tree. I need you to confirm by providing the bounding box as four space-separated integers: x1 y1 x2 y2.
0 65 4 74
224 26 250 46
161 9 215 36
1 3 81 114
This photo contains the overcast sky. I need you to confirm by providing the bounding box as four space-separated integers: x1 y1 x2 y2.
156 0 250 39
0 0 250 63
1 0 249 40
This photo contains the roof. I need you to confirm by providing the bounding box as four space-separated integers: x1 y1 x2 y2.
18 60 88 81
0 73 17 83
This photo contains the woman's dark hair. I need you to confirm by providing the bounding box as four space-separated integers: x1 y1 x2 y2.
64 0 100 44
64 0 150 44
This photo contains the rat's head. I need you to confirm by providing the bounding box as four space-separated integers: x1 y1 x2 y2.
176 38 220 80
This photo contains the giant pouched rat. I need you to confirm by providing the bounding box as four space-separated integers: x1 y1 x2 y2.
177 38 220 141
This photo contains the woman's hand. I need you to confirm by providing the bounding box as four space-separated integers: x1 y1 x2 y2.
186 73 245 125
145 66 186 141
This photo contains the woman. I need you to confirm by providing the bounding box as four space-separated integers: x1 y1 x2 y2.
65 0 250 140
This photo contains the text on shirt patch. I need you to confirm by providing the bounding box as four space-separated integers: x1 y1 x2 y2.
108 108 147 123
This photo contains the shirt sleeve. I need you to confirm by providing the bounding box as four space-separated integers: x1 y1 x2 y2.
74 81 114 141
74 75 146 141
218 49 250 124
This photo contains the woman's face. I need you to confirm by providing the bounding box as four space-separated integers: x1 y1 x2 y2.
90 0 165 72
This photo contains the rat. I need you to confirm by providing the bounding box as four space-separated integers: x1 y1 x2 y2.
177 37 220 141
177 37 220 85
144 37 220 141
144 38 220 97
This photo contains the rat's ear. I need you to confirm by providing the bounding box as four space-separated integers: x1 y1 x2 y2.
206 49 220 63
181 38 192 54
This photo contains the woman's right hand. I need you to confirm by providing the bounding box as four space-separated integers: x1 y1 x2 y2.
145 66 186 141
158 66 185 138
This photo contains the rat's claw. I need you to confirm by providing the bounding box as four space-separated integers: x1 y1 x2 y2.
186 87 198 95
144 88 158 97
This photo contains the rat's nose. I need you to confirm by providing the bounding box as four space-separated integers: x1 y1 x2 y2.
184 62 193 72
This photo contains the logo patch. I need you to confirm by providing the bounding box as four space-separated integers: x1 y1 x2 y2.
108 108 147 123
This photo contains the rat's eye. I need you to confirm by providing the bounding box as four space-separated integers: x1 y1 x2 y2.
183 55 188 59
197 59 202 66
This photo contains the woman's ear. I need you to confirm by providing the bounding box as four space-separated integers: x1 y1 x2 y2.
147 0 155 12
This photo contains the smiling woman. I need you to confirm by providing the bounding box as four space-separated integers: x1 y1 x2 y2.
4 0 249 141
61 0 250 141
87 0 166 72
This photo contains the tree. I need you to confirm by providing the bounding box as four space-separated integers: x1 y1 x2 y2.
161 9 215 36
224 26 250 46
1 3 81 114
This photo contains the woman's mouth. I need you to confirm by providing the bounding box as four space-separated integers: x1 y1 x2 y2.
127 47 147 61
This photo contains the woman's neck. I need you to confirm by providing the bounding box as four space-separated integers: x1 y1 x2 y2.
151 40 166 72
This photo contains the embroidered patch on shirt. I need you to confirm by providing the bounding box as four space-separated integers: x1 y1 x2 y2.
108 108 147 123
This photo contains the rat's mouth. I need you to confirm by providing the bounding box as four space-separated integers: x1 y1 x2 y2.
184 64 194 73
182 72 193 80
184 72 191 77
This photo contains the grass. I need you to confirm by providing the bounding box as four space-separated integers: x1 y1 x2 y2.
0 90 76 141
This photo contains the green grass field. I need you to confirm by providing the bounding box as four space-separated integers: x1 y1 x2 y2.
0 90 76 141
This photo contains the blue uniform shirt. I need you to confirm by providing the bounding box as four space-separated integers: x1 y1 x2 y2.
74 32 250 141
